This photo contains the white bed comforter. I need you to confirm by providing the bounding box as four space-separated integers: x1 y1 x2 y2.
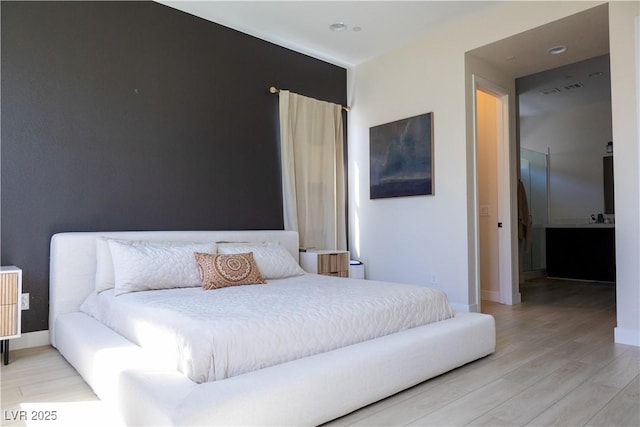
80 274 453 383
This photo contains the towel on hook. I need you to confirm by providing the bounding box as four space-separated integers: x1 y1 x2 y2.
518 179 532 251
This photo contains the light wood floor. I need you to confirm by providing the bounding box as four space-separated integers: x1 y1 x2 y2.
1 278 638 426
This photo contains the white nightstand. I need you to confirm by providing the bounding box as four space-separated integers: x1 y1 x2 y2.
299 250 349 277
1 266 22 365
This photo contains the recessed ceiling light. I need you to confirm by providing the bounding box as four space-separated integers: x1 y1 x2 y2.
329 22 348 32
547 45 567 55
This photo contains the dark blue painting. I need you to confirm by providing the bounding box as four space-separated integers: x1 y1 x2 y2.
369 112 433 199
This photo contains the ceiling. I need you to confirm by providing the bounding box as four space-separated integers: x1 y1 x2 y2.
159 1 611 115
516 54 611 117
158 1 499 67
467 4 610 117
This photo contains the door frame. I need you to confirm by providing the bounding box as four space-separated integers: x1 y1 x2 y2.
472 75 520 306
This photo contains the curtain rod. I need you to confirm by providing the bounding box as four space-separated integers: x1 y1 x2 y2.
269 86 350 112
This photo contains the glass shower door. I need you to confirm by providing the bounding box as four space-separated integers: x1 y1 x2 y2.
520 148 549 273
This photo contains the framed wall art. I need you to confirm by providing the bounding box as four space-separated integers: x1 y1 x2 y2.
369 112 434 199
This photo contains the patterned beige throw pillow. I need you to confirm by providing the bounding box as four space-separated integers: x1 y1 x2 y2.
194 252 266 289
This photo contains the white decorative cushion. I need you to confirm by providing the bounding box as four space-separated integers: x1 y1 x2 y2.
217 241 304 279
107 240 217 295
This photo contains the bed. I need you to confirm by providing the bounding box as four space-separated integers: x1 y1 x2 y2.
49 230 495 426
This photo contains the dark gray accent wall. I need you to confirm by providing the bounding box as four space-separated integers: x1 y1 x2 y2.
1 1 346 333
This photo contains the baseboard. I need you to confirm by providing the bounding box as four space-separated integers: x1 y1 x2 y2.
614 327 640 347
521 269 546 281
450 302 479 313
11 330 50 350
481 290 500 303
511 291 522 305
479 291 521 306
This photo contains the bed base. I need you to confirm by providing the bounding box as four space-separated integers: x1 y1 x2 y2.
50 230 495 426
56 311 494 426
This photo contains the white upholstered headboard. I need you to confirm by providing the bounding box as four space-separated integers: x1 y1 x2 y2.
49 230 299 346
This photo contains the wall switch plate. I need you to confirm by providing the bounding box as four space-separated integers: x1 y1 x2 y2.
21 293 29 310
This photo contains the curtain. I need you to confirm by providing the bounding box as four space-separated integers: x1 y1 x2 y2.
278 90 346 251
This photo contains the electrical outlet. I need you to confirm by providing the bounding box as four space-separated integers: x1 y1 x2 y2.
430 273 437 284
21 293 29 310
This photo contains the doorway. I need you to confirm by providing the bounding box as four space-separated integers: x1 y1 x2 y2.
474 77 517 306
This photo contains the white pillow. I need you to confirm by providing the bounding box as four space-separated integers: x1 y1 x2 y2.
96 238 215 293
217 241 304 279
95 237 117 292
106 240 217 295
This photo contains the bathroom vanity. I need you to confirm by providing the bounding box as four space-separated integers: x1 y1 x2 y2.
545 224 615 282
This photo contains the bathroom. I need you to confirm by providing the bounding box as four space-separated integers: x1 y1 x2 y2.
518 54 615 282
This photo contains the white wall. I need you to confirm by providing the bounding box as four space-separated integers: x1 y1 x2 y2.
348 0 639 345
610 3 640 346
520 101 613 223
